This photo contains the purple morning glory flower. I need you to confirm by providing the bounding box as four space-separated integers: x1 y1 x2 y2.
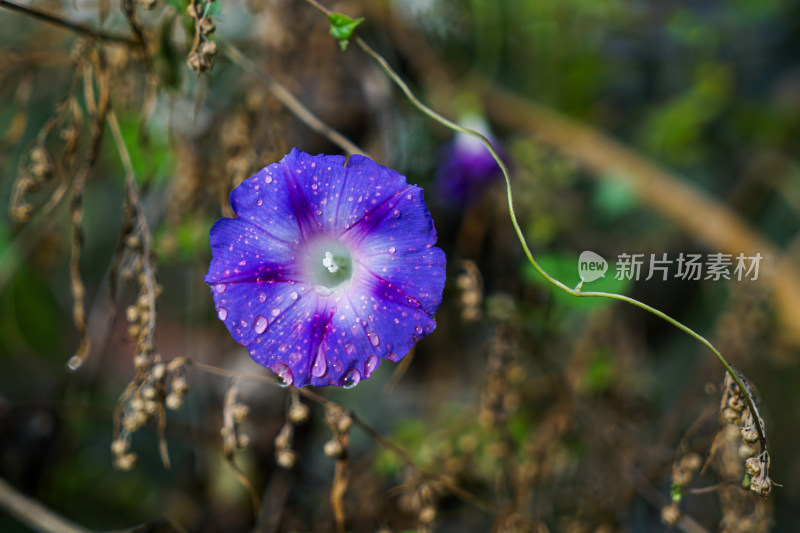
435 116 503 207
205 149 446 388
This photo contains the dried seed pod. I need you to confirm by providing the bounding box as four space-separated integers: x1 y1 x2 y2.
200 40 218 57
276 448 297 469
324 439 343 458
288 402 310 424
745 457 761 476
740 426 759 444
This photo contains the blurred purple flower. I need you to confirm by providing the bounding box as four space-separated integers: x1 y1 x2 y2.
435 117 504 207
205 149 446 388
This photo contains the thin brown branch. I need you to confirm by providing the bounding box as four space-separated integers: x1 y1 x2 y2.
0 476 93 533
0 0 136 45
68 47 111 369
221 40 367 157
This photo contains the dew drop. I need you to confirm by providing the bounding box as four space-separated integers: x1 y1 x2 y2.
214 283 226 293
367 332 380 347
217 307 228 321
312 349 327 378
238 259 247 267
407 296 421 308
344 343 356 355
271 307 281 317
388 246 396 254
240 319 248 328
256 198 263 206
311 183 318 190
365 355 378 376
289 291 298 300
272 363 293 387
392 209 401 218
414 325 424 336
340 368 361 389
258 292 267 304
314 285 334 296
265 175 273 184
253 315 268 334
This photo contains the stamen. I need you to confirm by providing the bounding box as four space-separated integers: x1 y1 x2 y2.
322 251 339 273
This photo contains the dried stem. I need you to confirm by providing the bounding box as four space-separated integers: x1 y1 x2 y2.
221 40 367 157
0 476 92 533
68 47 111 369
0 0 136 44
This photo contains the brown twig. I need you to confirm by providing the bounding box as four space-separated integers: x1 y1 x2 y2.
0 0 136 45
0 476 93 533
221 40 367 157
68 46 111 369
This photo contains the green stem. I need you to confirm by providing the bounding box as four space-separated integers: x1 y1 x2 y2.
350 30 766 451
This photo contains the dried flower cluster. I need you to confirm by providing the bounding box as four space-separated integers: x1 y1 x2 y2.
456 260 483 321
273 393 310 469
186 0 218 74
221 382 251 457
719 371 773 498
112 357 189 470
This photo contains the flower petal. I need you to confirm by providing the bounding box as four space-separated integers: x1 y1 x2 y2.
205 218 298 285
349 186 446 313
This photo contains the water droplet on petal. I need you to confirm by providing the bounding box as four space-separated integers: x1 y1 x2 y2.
265 175 273 184
407 296 421 308
217 307 228 320
312 349 327 377
340 368 361 389
388 246 396 254
67 355 83 371
254 315 268 334
256 198 263 206
258 292 267 304
365 355 378 376
414 325 424 336
367 332 380 347
271 307 281 317
289 291 298 300
392 209 401 218
240 319 248 328
314 285 334 296
238 259 247 267
214 283 226 293
272 363 293 387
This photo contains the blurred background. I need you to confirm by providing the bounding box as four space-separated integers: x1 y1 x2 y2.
1 0 799 531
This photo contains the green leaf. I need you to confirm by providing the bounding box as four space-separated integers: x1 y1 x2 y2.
328 13 364 50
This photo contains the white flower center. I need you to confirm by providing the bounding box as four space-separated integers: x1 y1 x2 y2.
303 238 354 292
322 251 340 273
